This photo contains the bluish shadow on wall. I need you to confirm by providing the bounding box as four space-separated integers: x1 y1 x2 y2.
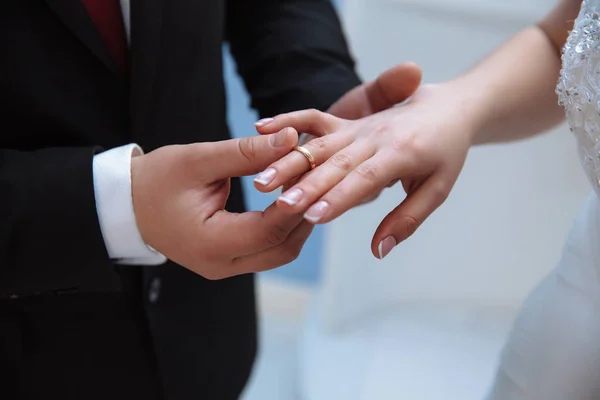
223 48 323 284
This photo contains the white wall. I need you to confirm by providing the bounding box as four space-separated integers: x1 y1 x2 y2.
319 0 590 329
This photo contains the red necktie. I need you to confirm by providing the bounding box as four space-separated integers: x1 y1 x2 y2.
81 0 128 72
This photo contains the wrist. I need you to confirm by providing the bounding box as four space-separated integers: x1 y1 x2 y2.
130 154 149 245
93 144 166 265
440 78 494 146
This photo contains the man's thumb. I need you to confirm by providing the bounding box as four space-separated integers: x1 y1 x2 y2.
202 127 298 180
366 62 423 113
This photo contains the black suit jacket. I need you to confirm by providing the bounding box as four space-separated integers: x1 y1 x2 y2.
0 0 360 398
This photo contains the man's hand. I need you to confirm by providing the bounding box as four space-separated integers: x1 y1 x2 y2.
326 61 422 120
130 128 313 279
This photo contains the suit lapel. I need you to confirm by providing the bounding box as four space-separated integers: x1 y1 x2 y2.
43 0 119 74
130 0 164 146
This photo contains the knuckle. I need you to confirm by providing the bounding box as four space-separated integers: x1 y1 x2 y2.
238 137 257 161
306 137 327 151
390 137 407 152
355 162 380 182
281 243 302 264
265 224 289 246
410 138 429 156
328 152 354 171
373 124 391 137
197 254 226 280
389 132 420 153
406 137 429 160
401 215 420 238
430 181 450 204
202 269 226 281
391 136 428 169
307 108 321 118
287 247 302 263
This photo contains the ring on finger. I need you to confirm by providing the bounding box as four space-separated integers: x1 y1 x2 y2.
293 145 317 170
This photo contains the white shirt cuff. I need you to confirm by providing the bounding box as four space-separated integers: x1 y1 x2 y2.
93 144 167 265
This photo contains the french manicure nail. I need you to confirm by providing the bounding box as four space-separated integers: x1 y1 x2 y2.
255 118 274 127
304 201 329 223
378 236 397 259
254 168 277 185
278 188 303 205
278 188 304 206
269 128 288 147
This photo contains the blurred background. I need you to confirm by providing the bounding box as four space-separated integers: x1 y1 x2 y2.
223 0 590 399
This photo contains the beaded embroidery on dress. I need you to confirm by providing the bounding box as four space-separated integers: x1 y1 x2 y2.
558 0 600 194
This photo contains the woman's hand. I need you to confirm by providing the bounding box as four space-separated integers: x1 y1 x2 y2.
269 61 423 193
253 82 478 260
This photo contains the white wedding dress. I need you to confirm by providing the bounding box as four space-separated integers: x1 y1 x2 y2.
486 1 600 398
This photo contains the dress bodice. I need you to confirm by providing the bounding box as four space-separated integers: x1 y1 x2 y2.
558 0 600 194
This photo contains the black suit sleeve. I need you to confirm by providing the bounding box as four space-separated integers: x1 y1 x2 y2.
0 147 121 297
225 0 362 116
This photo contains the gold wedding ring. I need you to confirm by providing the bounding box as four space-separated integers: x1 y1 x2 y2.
293 145 316 170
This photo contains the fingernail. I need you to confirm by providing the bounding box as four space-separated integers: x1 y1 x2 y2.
255 118 274 127
254 168 277 185
278 188 303 205
304 201 329 223
269 128 288 147
378 236 397 259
